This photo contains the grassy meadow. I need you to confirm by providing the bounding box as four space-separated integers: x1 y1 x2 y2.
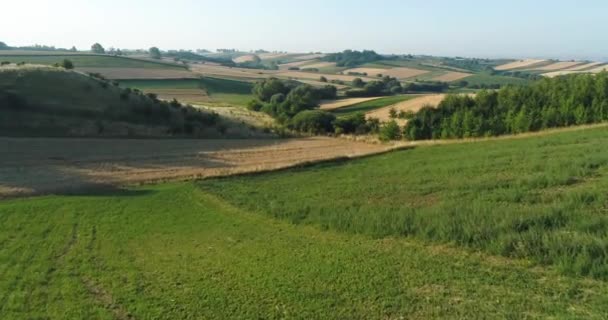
202 125 608 279
0 54 185 69
3 126 608 318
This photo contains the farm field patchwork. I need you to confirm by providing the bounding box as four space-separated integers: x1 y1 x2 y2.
4 126 608 318
430 71 471 82
332 95 415 117
494 59 547 70
532 61 584 71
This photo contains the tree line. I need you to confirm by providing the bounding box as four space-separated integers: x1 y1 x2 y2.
323 50 382 67
404 72 608 140
247 78 382 135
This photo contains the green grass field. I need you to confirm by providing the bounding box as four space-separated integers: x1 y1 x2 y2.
0 54 185 69
463 72 531 86
118 77 254 106
3 127 608 318
332 95 414 117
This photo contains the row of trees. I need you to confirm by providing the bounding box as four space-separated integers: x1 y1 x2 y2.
404 72 608 140
323 50 382 67
247 78 383 135
346 77 448 97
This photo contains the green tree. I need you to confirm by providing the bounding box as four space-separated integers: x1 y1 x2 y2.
379 121 401 141
61 59 74 69
91 43 105 54
149 47 162 59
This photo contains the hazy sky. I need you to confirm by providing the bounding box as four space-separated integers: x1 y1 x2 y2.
2 0 607 60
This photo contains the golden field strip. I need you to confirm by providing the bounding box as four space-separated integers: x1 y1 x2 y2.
430 71 471 82
494 59 547 71
343 67 428 79
366 94 446 123
0 137 388 198
532 61 583 71
319 97 384 110
78 67 198 79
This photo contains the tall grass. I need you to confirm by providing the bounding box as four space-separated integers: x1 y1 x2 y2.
201 126 608 279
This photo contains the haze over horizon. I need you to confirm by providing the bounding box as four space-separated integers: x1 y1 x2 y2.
2 0 607 61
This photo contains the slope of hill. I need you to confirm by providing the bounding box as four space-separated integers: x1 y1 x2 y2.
0 67 260 137
2 126 608 318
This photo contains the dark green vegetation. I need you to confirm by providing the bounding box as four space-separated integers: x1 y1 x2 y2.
323 50 383 67
248 78 382 135
345 76 406 97
405 73 608 140
332 95 412 117
202 126 608 280
0 69 224 137
5 128 608 318
463 72 532 88
0 54 185 69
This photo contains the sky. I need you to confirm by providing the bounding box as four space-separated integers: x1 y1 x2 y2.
2 0 607 60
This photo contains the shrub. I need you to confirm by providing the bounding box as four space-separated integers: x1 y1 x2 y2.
290 110 336 134
319 76 328 83
379 120 401 141
0 61 10 66
61 59 74 69
246 99 263 111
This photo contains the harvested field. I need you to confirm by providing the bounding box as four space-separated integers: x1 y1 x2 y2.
542 70 579 78
278 59 319 69
0 137 389 198
277 70 375 82
258 52 291 60
343 67 428 79
532 61 583 71
431 71 471 82
300 62 336 69
319 97 384 110
367 94 446 123
588 65 608 73
233 54 259 63
542 63 608 77
78 67 197 79
294 79 349 89
563 61 604 71
494 59 547 71
291 53 325 60
191 64 278 80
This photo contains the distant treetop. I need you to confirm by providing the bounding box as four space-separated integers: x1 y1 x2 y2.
323 50 382 67
91 43 105 54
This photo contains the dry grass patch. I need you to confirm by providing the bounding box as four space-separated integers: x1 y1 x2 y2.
319 97 384 111
563 62 604 71
0 137 389 198
233 55 259 63
431 72 471 82
278 59 319 70
532 61 584 71
191 64 278 80
494 59 547 71
78 67 197 80
367 94 446 124
300 62 336 69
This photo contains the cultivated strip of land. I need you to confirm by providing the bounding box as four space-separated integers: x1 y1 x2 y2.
0 137 388 198
494 59 547 70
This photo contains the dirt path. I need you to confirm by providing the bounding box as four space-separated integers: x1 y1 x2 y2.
0 137 389 198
